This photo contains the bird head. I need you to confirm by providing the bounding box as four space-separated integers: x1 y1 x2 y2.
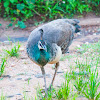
38 29 47 52
38 40 47 52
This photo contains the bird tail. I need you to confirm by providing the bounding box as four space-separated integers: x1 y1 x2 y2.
72 19 81 33
73 19 81 33
65 19 81 33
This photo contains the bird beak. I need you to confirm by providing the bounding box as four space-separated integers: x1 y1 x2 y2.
43 46 47 52
39 45 47 52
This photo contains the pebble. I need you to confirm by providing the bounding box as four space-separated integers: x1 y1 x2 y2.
6 95 14 98
11 63 15 67
57 69 64 73
16 93 22 95
24 77 32 81
18 99 22 100
77 45 81 47
19 47 24 51
2 75 11 78
85 42 89 44
16 78 22 80
35 73 51 78
3 41 12 45
93 33 96 35
97 21 100 23
24 90 31 92
57 71 64 73
77 32 81 35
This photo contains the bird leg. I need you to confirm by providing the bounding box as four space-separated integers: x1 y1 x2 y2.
40 67 48 96
50 62 59 89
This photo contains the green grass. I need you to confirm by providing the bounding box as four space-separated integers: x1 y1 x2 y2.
0 58 6 77
0 91 6 100
0 42 21 77
82 67 100 100
0 0 100 28
0 41 100 100
35 41 100 100
5 42 21 58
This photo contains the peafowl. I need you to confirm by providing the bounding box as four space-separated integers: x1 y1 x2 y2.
26 19 80 95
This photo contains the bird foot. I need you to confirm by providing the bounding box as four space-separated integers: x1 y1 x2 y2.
41 87 52 93
41 84 53 93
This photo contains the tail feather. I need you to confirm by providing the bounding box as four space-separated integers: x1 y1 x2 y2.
75 24 81 33
64 19 81 33
73 19 81 33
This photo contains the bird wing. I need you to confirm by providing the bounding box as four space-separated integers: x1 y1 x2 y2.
27 19 80 54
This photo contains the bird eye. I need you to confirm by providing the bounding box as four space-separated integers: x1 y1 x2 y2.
40 44 42 47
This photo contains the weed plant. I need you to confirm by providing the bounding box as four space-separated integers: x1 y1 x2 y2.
82 67 100 100
0 58 6 77
35 41 100 100
0 91 6 100
5 42 20 58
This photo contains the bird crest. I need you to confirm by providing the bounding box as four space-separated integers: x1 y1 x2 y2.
39 29 43 40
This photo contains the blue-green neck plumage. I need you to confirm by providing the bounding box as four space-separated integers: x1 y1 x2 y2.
32 44 50 66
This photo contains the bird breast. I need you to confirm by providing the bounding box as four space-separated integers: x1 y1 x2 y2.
48 43 62 64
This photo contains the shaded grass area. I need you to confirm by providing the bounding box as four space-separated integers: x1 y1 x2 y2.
0 0 100 29
0 0 100 20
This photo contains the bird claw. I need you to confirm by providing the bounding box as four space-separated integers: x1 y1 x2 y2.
41 87 52 93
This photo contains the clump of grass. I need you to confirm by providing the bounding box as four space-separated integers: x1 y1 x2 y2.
56 80 70 100
0 58 6 77
0 91 6 100
74 76 85 95
82 67 100 100
5 42 21 58
36 86 56 100
35 41 100 100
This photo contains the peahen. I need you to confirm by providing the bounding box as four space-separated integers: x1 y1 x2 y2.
26 19 80 95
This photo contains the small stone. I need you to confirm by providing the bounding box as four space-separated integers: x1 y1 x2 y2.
35 73 51 78
93 33 96 35
24 78 32 81
97 21 100 23
77 45 81 47
19 47 24 51
11 63 15 67
57 68 64 73
16 78 22 80
16 93 22 95
6 95 14 98
2 75 11 78
85 42 89 44
3 41 12 45
18 99 22 100
34 73 43 78
77 32 81 35
24 91 31 92
57 71 64 74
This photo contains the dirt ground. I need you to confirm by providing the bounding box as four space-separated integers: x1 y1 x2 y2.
0 16 100 100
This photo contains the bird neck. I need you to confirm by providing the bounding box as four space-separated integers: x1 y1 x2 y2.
33 44 50 66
